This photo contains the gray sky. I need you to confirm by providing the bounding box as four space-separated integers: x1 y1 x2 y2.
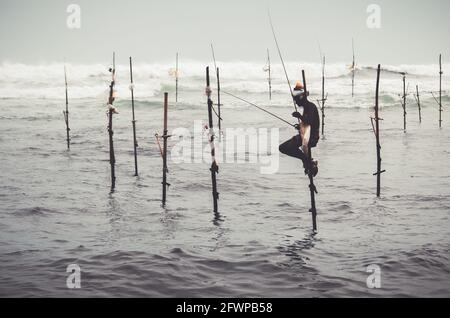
0 0 449 65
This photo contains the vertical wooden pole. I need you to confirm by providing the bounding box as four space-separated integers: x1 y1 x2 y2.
267 49 272 101
216 67 222 133
321 55 326 136
108 52 116 192
374 64 384 197
162 92 169 206
175 53 179 103
129 57 138 176
416 85 422 124
302 70 317 232
352 39 355 98
403 75 407 132
206 67 219 213
210 44 222 133
63 64 70 150
439 54 443 128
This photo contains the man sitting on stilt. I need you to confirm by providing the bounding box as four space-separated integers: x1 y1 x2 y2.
279 82 320 177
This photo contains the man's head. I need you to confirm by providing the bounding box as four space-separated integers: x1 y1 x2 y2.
293 81 308 105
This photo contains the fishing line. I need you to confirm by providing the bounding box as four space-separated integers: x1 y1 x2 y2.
222 90 295 128
268 10 298 112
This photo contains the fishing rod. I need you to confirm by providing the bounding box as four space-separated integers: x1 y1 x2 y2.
321 56 327 136
63 64 70 150
211 43 223 133
316 41 327 136
222 91 295 127
268 11 297 113
107 52 118 192
129 56 138 176
267 49 272 100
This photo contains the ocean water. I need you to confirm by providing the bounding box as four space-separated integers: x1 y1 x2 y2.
0 61 449 297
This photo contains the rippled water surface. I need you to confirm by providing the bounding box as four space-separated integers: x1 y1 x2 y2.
1 63 450 297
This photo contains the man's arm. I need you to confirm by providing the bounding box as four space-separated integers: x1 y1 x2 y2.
292 111 312 125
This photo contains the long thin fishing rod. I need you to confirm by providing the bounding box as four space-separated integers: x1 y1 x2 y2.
211 44 222 132
63 64 70 150
316 41 327 136
268 11 297 112
211 43 218 72
222 91 294 127
129 57 138 176
317 40 323 62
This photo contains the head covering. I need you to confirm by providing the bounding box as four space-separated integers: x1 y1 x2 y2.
294 81 304 91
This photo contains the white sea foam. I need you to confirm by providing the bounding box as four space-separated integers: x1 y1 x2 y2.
0 62 448 106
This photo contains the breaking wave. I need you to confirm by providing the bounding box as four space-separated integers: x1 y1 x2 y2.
0 61 448 102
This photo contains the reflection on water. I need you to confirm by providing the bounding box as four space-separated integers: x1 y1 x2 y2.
278 231 318 265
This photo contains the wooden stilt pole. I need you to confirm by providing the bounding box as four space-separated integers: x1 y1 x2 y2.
267 49 272 101
210 44 222 133
129 57 138 176
351 39 356 98
63 64 70 150
439 54 443 128
302 70 318 232
162 92 170 206
320 56 326 136
216 67 222 133
415 85 422 124
372 65 385 197
175 53 179 103
108 52 117 192
401 73 407 132
206 67 219 213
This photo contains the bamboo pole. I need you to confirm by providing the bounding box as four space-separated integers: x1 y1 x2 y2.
162 92 169 206
302 70 318 232
415 85 422 123
402 73 407 132
206 67 219 213
216 67 222 133
63 64 70 150
108 52 117 192
439 54 443 128
175 53 179 103
129 57 138 176
267 49 272 101
372 64 385 197
210 44 222 133
320 56 326 136
352 39 355 98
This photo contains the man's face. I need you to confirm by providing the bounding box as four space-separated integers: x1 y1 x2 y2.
297 93 307 106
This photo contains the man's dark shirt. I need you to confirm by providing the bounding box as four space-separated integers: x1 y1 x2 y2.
293 95 320 147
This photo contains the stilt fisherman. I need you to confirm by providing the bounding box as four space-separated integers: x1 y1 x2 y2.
279 81 320 176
